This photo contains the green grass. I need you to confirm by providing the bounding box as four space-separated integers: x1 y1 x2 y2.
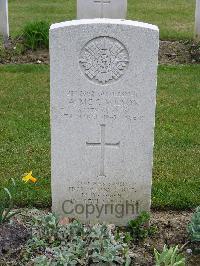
8 0 195 40
129 0 195 40
22 21 49 50
0 64 199 209
9 0 75 37
153 65 200 209
0 65 50 207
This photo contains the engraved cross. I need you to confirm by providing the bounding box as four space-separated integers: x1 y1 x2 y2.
86 124 120 177
93 0 111 18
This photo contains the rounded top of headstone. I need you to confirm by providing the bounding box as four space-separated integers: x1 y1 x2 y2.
50 19 159 32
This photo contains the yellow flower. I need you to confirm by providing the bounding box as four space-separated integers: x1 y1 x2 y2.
22 171 37 183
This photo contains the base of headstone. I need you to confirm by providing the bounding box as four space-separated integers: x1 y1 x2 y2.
0 0 9 44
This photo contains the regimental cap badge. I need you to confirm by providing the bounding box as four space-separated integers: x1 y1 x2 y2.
79 36 129 85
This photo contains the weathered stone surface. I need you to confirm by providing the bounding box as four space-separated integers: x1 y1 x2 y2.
77 0 127 19
195 0 200 41
50 19 159 225
0 0 9 40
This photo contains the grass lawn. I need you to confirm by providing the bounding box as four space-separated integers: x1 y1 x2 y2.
0 64 199 209
8 0 195 40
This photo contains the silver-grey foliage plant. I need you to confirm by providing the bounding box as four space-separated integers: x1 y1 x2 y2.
22 213 131 265
187 206 200 242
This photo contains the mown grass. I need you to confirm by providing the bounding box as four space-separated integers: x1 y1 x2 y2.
8 0 195 40
0 65 51 207
153 65 200 209
9 0 75 37
128 0 195 40
0 64 199 209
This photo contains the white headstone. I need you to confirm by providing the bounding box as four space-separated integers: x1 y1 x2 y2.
77 0 127 19
0 0 9 41
195 0 200 41
50 19 159 225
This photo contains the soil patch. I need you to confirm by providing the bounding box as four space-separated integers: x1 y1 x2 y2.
0 39 200 65
131 211 200 266
0 209 199 265
0 221 30 264
159 40 200 65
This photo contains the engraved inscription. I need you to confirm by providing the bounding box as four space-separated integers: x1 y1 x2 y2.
93 0 111 18
66 181 141 215
79 37 129 85
67 181 138 202
61 89 140 121
86 124 120 176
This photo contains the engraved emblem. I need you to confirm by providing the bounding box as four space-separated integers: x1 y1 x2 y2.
79 37 129 85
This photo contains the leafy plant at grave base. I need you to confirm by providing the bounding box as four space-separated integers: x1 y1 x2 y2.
190 42 200 63
126 211 157 243
0 179 20 224
22 21 49 50
187 206 200 243
154 245 186 266
22 212 131 265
